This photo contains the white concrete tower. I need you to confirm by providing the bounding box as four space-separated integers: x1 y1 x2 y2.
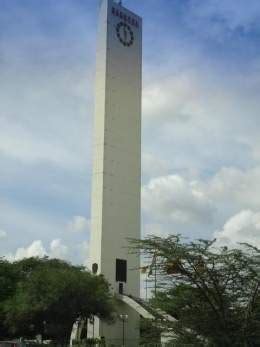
89 0 142 344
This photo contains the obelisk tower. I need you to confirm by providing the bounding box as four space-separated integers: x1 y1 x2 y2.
89 0 142 344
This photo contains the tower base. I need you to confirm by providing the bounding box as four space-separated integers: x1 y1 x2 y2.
89 299 140 347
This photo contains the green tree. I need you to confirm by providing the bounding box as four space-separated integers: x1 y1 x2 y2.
131 235 260 346
139 318 162 345
0 258 19 338
1 257 114 343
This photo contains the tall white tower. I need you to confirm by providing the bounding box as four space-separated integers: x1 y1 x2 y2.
89 0 142 344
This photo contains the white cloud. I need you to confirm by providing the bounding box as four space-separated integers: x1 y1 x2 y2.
6 240 47 262
0 230 7 240
142 152 169 178
68 216 90 233
5 239 69 262
204 167 260 211
142 175 215 224
142 223 169 238
143 71 200 122
141 60 260 193
141 166 260 240
214 210 260 248
49 239 68 259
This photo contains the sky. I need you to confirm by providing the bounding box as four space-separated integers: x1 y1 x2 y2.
1 0 260 266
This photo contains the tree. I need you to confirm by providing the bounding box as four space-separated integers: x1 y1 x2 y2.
1 257 114 343
139 318 162 345
131 235 260 346
0 258 19 338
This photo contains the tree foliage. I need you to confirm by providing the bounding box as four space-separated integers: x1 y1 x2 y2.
0 259 18 337
0 257 114 342
131 235 260 346
139 318 162 345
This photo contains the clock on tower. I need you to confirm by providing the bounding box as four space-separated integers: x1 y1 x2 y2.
116 21 134 46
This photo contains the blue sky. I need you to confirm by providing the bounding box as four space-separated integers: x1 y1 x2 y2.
1 0 260 265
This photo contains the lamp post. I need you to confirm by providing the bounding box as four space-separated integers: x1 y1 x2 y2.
119 314 128 346
89 315 95 338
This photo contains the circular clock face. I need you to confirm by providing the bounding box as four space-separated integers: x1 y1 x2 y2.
116 22 134 47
